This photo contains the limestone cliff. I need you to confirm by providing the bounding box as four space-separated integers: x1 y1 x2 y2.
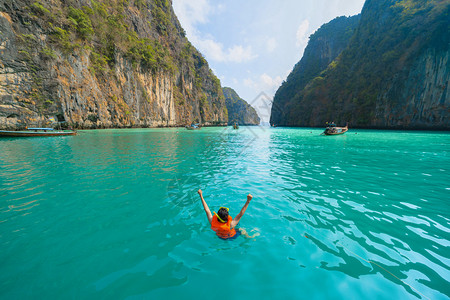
223 87 260 125
0 0 227 129
270 15 360 126
271 0 449 129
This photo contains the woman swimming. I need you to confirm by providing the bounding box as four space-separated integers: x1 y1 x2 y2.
197 189 259 239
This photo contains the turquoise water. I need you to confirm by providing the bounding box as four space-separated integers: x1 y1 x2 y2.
1 127 449 299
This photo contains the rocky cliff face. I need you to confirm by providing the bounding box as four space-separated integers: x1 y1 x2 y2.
222 87 260 125
0 0 227 129
271 0 449 129
375 47 449 128
270 15 360 126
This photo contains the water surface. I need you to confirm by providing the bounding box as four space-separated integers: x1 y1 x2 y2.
1 127 449 299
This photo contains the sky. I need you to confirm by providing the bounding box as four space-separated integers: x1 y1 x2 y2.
172 0 366 122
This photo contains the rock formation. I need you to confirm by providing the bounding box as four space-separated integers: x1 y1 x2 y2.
0 0 228 129
271 0 449 130
223 87 260 125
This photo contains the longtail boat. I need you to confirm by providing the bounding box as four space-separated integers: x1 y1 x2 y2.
185 123 201 130
0 127 77 137
322 123 348 135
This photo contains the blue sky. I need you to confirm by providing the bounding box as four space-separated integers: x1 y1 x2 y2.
173 0 365 122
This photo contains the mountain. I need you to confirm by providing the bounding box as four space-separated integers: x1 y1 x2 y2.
270 15 361 126
271 0 449 129
223 87 260 125
0 0 227 129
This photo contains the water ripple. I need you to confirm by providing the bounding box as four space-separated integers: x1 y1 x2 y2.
0 128 449 299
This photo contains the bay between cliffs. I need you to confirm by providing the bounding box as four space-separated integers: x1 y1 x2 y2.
1 127 449 299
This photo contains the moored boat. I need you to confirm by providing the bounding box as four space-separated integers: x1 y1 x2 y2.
322 122 348 135
185 123 201 130
0 127 77 137
233 122 239 129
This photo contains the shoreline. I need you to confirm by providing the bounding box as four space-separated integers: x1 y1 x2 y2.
2 124 448 132
271 125 450 132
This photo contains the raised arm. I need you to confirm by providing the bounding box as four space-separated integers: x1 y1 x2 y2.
231 194 253 229
198 189 213 224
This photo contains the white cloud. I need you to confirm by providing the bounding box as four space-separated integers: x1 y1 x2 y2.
173 0 212 33
243 73 283 97
195 38 223 60
296 20 310 48
260 73 283 92
173 0 256 63
195 39 257 62
227 45 257 62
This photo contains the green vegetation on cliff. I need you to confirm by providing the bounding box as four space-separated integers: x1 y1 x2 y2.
270 15 360 125
223 87 260 125
27 0 182 73
0 0 227 128
271 0 449 129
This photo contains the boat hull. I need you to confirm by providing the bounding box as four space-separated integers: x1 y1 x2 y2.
0 130 77 137
324 132 346 135
323 126 348 135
